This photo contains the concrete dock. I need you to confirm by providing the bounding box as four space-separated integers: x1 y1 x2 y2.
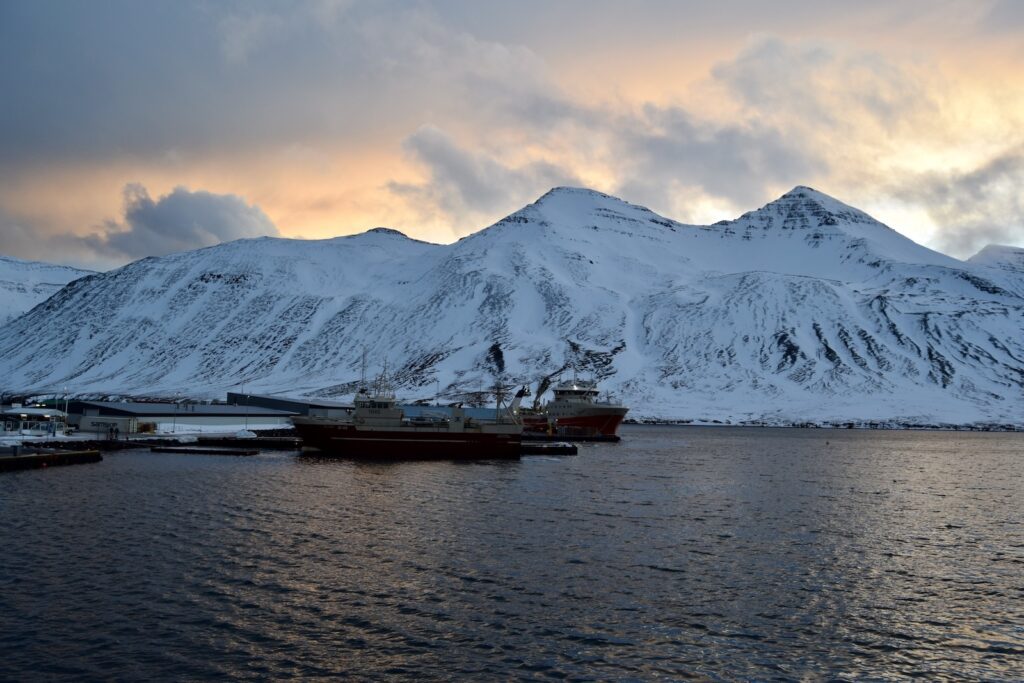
0 449 103 472
150 446 259 456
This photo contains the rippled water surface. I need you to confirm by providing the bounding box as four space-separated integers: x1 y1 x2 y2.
2 426 1023 680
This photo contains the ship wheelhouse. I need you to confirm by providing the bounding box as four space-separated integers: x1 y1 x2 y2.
551 381 600 403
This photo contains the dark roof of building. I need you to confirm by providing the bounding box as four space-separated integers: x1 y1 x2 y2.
226 392 352 409
73 401 297 417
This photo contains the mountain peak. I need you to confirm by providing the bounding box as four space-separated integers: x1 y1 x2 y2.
526 186 666 220
365 227 409 238
781 184 826 198
536 186 617 202
968 244 1024 272
343 227 437 245
713 186 960 270
772 185 857 213
527 186 635 216
476 185 682 237
462 185 681 247
737 185 879 230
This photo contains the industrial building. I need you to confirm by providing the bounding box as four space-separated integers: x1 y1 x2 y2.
225 393 352 418
66 400 297 435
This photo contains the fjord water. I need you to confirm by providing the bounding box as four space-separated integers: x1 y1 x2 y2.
2 427 1021 680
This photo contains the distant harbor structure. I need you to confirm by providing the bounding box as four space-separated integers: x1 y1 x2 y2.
65 400 296 435
1 406 69 436
225 392 352 418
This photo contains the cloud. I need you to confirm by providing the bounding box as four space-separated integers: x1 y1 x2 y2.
382 34 947 231
712 36 934 134
219 10 288 65
388 126 582 234
0 1 559 168
0 211 102 270
983 0 1024 33
610 104 826 216
0 184 278 269
81 184 278 261
386 110 822 232
216 1 356 65
894 147 1024 258
2 3 1022 257
0 210 61 264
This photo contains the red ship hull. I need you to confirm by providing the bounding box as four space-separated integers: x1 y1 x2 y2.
521 411 626 437
293 420 521 460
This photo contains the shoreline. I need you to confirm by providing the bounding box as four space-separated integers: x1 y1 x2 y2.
623 420 1023 432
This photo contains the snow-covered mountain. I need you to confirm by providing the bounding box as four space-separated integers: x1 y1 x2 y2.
968 244 1024 274
0 186 1021 426
0 255 94 324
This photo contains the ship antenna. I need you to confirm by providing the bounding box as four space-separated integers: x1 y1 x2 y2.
359 347 368 393
378 357 393 398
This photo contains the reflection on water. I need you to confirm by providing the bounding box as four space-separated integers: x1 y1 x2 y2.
1 427 1022 679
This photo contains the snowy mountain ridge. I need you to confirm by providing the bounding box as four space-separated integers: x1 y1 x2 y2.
0 186 1021 426
968 244 1024 274
0 255 94 324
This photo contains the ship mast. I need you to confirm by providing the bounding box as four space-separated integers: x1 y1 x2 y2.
492 378 520 424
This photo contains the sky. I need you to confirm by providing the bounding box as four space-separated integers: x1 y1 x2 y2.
1 0 1023 270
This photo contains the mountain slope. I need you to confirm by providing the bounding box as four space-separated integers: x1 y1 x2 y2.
0 187 1021 426
0 255 95 324
968 244 1024 275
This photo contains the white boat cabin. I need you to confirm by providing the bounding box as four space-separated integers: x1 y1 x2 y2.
2 406 69 436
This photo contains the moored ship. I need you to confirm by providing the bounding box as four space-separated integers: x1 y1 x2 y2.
518 378 628 437
292 377 521 460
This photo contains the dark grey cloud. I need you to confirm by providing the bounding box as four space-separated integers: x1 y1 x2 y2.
1 1 226 165
612 105 826 213
983 0 1024 33
0 0 991 179
429 0 942 56
1 1 931 174
3 0 1019 260
388 126 582 232
81 184 278 261
895 147 1024 258
0 0 560 170
383 33 942 228
384 41 839 225
387 106 823 230
0 2 334 163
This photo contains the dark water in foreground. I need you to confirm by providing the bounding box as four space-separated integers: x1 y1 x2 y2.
2 426 1022 680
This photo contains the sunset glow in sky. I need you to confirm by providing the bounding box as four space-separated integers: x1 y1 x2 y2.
2 0 1023 269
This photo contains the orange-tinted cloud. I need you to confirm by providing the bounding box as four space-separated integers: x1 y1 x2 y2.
1 0 1023 266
